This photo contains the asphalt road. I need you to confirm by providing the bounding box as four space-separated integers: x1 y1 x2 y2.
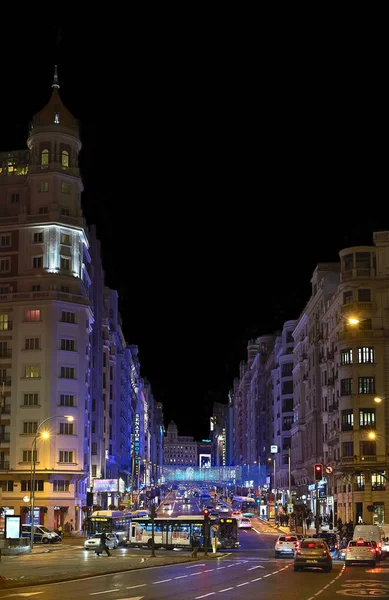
1 519 389 599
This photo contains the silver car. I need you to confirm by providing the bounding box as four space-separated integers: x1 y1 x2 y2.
84 533 119 550
345 539 376 567
275 534 299 557
294 538 332 572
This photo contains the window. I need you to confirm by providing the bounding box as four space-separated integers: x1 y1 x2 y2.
61 338 75 351
0 259 10 272
53 480 70 492
359 408 376 428
22 450 37 462
59 422 74 435
38 182 49 192
41 149 49 166
340 349 353 365
358 289 371 302
340 378 352 395
38 206 48 214
0 286 10 294
358 347 374 364
25 338 40 350
23 393 39 406
343 290 353 304
60 256 71 270
0 235 10 246
61 183 71 195
371 472 386 491
25 309 41 321
0 315 10 331
0 480 14 492
33 232 43 243
60 366 75 379
360 440 376 456
61 311 75 323
59 450 74 463
54 112 60 124
356 473 365 491
24 365 40 378
341 409 354 431
32 284 41 292
91 465 97 477
59 394 75 407
61 150 69 168
11 193 19 204
91 442 97 455
358 376 375 394
21 480 43 492
33 256 43 268
342 441 354 457
23 421 38 434
60 233 71 245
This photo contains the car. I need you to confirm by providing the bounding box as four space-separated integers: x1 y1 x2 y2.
345 538 376 567
312 532 340 557
84 533 119 550
238 517 252 529
369 540 382 562
162 503 172 511
21 524 61 544
131 510 150 518
294 538 333 572
353 525 385 558
275 534 299 558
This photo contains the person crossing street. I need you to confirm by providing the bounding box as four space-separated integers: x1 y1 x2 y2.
95 529 111 556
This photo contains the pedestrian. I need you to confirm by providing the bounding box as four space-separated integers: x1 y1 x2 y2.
191 533 199 558
306 517 311 531
95 529 111 557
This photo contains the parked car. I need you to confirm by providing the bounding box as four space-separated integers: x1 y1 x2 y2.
84 533 119 550
275 534 299 558
21 524 61 544
294 538 333 572
345 538 376 567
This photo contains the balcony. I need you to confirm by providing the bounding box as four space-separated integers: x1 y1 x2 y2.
0 404 11 414
0 432 10 443
341 424 354 432
282 401 294 412
0 349 11 358
341 456 355 464
0 321 12 331
0 461 10 470
0 376 11 386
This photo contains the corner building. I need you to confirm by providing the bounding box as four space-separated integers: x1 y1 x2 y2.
0 75 91 529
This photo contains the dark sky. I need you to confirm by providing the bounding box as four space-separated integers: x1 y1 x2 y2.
0 23 385 439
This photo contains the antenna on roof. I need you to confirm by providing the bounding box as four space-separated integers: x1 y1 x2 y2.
52 65 60 89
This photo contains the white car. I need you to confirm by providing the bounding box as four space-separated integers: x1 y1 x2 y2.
275 534 299 558
238 517 252 529
345 538 376 567
162 502 172 512
84 533 119 550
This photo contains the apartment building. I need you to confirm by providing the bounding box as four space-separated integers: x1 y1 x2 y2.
163 421 197 466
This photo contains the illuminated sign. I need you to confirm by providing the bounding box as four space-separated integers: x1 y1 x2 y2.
199 454 211 468
134 414 140 456
93 479 119 493
221 428 226 466
5 515 21 539
270 445 278 454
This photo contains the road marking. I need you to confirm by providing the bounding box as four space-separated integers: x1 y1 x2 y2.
2 595 44 598
90 592 118 596
187 564 206 568
247 565 265 570
174 575 188 579
125 585 146 589
203 569 215 572
189 571 204 576
195 594 216 599
218 588 234 593
152 579 172 584
216 567 226 570
236 582 249 587
251 578 262 582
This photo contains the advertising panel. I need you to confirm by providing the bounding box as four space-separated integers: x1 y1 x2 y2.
199 454 211 468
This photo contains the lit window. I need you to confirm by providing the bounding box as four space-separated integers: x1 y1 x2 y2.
54 113 60 124
24 365 40 378
60 233 71 245
25 309 41 322
41 149 49 166
0 315 10 330
358 347 374 364
61 150 69 168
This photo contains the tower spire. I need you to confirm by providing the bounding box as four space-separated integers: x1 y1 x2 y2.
52 65 60 89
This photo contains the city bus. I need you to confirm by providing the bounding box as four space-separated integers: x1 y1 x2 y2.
231 495 256 515
85 510 132 544
128 515 239 549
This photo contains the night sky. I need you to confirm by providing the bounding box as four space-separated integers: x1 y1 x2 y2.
0 23 385 439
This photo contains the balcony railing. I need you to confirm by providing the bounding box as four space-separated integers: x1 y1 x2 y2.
0 321 12 331
1 404 11 414
0 377 11 386
0 349 11 358
0 432 10 442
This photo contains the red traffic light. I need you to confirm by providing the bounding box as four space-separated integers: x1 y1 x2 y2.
314 464 323 481
203 508 210 517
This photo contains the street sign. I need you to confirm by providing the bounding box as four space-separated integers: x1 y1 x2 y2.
287 504 293 513
325 465 333 475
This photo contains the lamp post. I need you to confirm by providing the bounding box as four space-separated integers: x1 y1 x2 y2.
29 415 73 549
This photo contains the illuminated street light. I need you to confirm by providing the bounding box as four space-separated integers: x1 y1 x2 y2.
30 415 74 548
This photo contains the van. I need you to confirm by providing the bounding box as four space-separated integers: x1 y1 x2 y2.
353 524 385 558
378 524 389 556
21 524 61 544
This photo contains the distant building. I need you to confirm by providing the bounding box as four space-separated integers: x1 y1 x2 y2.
163 421 197 467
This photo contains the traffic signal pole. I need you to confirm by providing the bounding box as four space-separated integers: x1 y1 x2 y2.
315 481 320 534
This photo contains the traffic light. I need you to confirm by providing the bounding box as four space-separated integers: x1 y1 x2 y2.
203 507 210 523
314 464 323 481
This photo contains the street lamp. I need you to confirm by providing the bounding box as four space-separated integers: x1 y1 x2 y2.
30 415 74 549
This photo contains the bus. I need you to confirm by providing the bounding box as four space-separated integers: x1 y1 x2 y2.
231 496 256 516
86 510 132 544
128 515 239 550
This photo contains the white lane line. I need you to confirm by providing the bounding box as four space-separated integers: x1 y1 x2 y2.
195 594 216 599
219 588 234 593
187 564 206 568
190 571 204 576
152 579 172 584
251 578 262 582
90 591 118 596
174 575 188 579
248 565 265 570
216 567 226 570
125 584 147 589
263 574 271 578
203 569 215 572
236 582 249 587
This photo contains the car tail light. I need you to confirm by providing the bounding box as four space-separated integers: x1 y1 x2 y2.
346 548 351 553
370 549 376 554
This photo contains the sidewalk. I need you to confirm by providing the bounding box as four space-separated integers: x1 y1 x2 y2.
257 517 340 537
0 546 224 590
